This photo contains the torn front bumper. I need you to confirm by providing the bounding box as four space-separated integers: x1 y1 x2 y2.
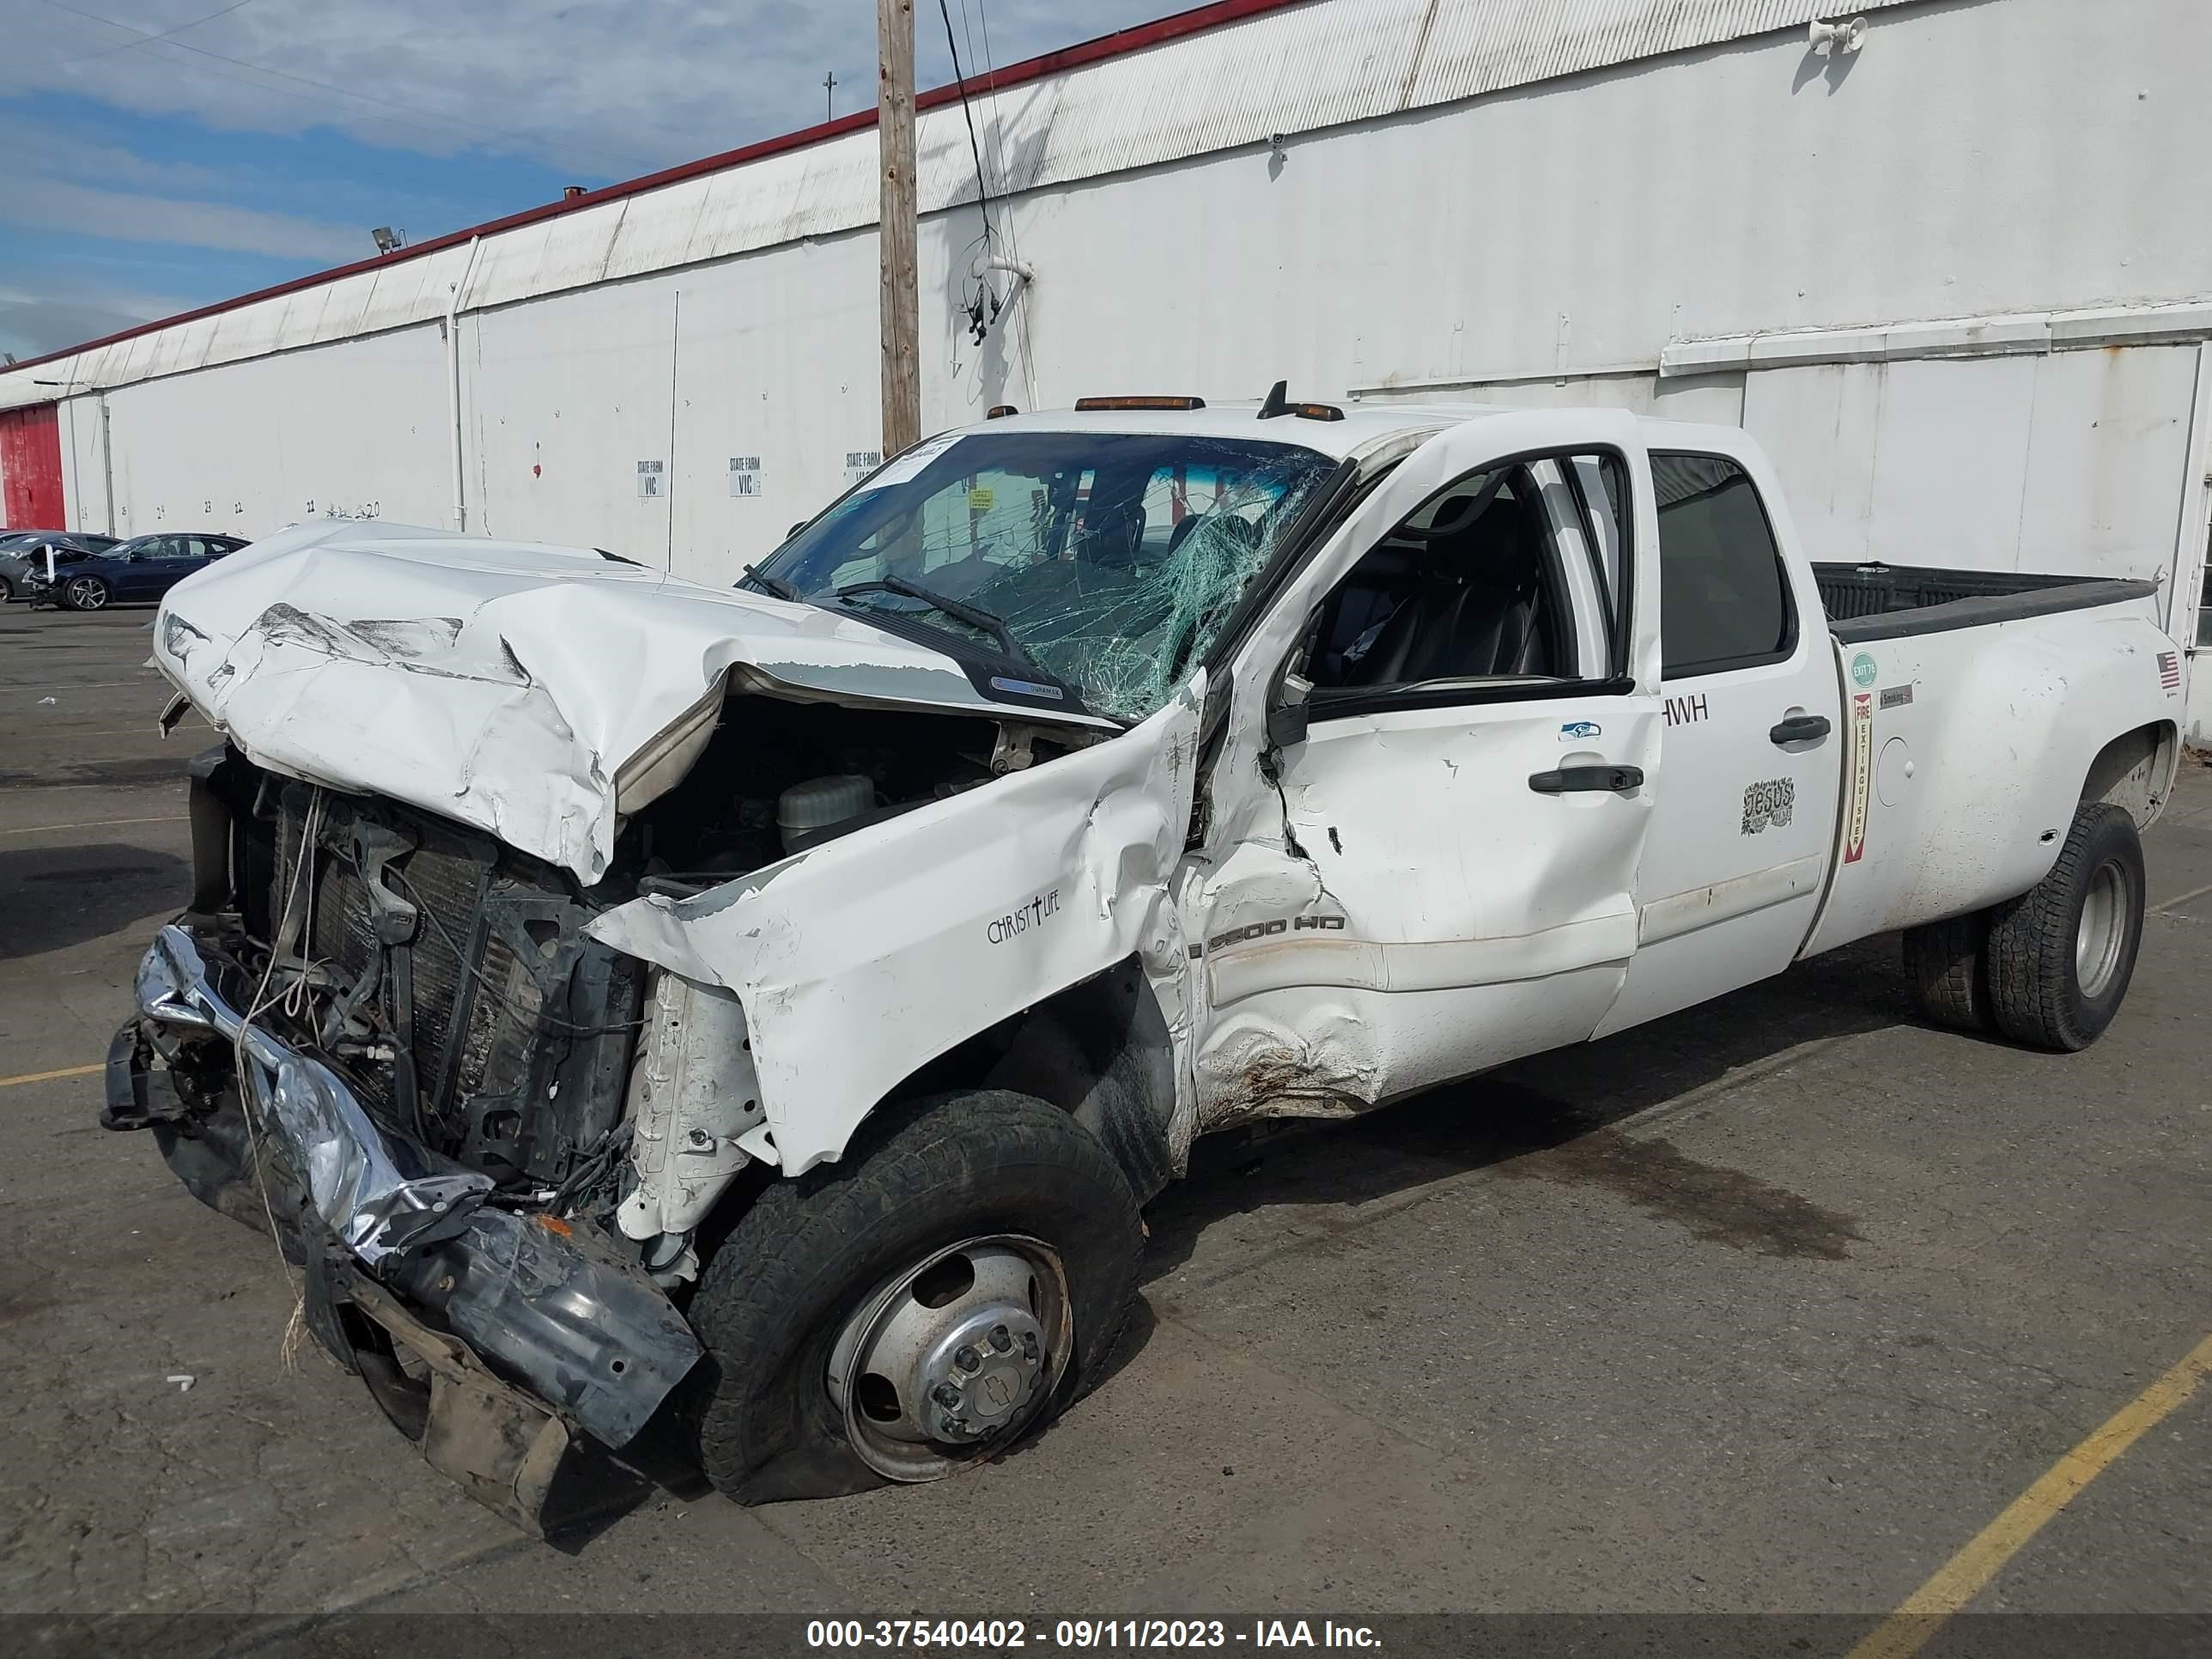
108 924 703 1534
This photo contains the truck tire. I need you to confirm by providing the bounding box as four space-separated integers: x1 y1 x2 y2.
1901 912 1990 1032
1984 803 2146 1052
686 1089 1142 1504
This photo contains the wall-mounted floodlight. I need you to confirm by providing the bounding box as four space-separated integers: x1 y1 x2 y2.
1808 16 1868 54
372 226 406 254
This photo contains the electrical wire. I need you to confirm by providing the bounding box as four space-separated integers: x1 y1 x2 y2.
963 0 1039 412
936 0 995 239
229 785 324 1351
45 0 256 68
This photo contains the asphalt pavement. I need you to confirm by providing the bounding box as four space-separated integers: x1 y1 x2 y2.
2 607 2206 1655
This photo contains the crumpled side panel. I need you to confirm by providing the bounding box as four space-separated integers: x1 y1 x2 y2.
590 693 1203 1176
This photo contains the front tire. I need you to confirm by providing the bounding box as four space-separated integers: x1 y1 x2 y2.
1985 803 2146 1052
64 574 110 611
687 1090 1142 1504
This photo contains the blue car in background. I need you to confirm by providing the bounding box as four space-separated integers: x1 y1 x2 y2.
25 532 249 611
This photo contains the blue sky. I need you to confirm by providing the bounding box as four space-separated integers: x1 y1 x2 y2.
1 0 1176 361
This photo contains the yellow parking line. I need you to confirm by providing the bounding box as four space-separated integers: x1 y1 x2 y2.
1847 1330 2212 1659
0 813 188 836
0 1062 104 1090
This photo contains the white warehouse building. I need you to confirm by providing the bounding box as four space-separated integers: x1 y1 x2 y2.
3 0 2210 738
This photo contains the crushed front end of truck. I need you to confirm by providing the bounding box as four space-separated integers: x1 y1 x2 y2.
106 753 707 1534
106 514 1206 1527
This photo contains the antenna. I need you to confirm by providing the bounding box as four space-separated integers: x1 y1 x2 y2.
1256 380 1291 420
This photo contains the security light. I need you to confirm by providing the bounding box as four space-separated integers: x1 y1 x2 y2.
372 227 406 254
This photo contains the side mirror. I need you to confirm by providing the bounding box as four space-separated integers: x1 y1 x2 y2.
1267 672 1313 750
787 521 808 542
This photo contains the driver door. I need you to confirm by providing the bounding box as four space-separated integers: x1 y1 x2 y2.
1187 410 1663 1119
113 538 170 599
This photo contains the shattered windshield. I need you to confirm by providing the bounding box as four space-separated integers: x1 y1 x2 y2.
750 429 1337 723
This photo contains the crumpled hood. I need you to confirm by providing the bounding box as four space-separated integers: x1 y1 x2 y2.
151 519 1106 883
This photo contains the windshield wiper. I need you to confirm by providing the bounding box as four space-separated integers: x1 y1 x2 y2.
740 563 802 602
834 576 1057 684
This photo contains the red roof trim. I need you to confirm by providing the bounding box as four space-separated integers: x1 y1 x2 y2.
3 0 1310 379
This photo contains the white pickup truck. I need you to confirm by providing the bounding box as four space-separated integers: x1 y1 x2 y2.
111 396 2185 1530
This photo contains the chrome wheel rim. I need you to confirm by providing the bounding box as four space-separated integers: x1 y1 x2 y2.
2075 860 2127 1000
826 1233 1071 1483
65 577 106 611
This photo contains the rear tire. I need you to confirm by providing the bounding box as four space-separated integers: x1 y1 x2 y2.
687 1089 1142 1504
1985 803 2145 1052
1901 911 1991 1032
0 574 13 603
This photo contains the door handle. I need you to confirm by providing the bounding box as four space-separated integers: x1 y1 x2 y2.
1528 765 1645 795
1770 714 1831 744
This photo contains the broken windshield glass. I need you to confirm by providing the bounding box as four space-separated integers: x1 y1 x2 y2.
752 430 1336 722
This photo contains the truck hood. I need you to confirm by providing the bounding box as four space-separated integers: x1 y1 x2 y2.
151 520 1112 884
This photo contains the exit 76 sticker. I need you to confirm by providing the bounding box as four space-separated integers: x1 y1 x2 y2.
1844 692 1875 863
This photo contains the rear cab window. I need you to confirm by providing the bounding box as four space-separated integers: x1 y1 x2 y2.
1651 453 1795 678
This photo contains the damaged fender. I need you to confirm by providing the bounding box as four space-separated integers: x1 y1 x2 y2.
590 685 1206 1176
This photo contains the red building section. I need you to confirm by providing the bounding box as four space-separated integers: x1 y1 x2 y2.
1 403 64 529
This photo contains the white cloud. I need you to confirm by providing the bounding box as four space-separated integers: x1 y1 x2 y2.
9 0 1175 180
0 2 1177 355
0 174 361 262
0 279 191 361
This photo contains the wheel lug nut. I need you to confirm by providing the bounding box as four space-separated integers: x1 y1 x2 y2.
989 1325 1012 1352
932 1382 962 1408
955 1345 981 1372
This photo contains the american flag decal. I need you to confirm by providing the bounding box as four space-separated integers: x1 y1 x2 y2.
2157 650 2181 691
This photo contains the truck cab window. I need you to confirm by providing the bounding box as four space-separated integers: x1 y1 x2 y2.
1652 453 1793 677
1305 455 1621 700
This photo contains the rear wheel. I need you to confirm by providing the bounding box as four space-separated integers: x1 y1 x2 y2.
0 574 13 602
1901 911 1991 1032
64 574 110 611
687 1089 1142 1504
1985 803 2146 1051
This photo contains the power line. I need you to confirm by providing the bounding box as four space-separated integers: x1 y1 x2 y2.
33 0 661 171
46 0 257 68
935 0 994 232
964 0 1037 410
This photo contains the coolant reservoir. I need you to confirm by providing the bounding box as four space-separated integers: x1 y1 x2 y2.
778 775 875 854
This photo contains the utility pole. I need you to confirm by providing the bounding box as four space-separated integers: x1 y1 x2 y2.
877 0 920 458
823 70 838 123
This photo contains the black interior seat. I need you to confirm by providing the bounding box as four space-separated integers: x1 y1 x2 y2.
1081 500 1146 571
1337 490 1550 685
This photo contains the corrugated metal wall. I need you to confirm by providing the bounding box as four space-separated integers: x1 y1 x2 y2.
14 0 2212 743
0 0 1935 407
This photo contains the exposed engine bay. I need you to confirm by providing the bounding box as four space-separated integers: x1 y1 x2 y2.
177 694 1095 1208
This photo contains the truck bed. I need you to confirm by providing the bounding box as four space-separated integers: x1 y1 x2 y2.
1816 561 2160 642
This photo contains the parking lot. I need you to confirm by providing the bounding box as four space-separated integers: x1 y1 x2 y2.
3 607 2208 1650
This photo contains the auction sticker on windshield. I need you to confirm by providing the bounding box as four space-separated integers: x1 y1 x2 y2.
862 430 963 492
